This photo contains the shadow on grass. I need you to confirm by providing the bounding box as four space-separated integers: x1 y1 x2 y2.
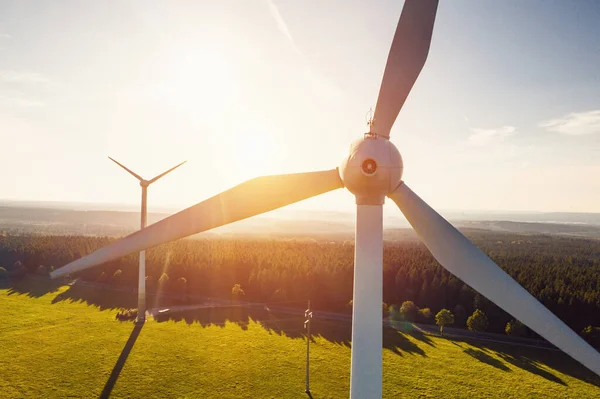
516 349 600 388
48 281 193 312
448 335 600 389
496 352 566 385
383 327 427 357
153 305 427 356
51 284 139 311
4 275 64 298
387 320 436 347
154 304 261 336
9 276 600 390
99 323 144 399
1 275 140 310
463 348 511 372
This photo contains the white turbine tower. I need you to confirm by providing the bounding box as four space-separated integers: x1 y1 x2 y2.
108 156 186 323
51 1 600 397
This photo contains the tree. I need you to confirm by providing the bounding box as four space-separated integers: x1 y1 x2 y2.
382 302 389 318
5 231 600 336
158 272 169 286
505 319 527 337
0 266 7 280
435 309 454 335
112 269 123 283
176 276 187 290
418 307 432 323
467 309 489 332
399 301 419 322
232 283 245 298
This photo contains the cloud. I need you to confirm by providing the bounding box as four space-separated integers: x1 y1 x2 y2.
265 0 302 57
0 71 51 106
468 126 517 146
0 33 11 39
539 110 600 136
0 95 45 107
264 0 344 105
0 70 50 84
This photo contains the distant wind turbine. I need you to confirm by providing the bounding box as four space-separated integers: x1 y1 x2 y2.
108 156 186 323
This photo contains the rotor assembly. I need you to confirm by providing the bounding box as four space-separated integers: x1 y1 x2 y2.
339 134 403 205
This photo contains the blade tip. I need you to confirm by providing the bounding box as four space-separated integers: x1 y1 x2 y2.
49 271 61 279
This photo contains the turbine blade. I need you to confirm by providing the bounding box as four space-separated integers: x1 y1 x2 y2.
50 169 343 278
371 0 438 138
388 182 600 377
148 160 187 184
108 157 143 181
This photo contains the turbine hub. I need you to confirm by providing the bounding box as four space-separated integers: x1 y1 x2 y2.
140 180 150 188
339 133 403 205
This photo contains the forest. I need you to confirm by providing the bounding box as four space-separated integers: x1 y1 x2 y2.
1 230 600 342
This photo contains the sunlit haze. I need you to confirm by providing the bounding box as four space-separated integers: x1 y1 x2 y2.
1 0 599 216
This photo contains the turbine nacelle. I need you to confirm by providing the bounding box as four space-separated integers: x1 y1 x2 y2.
339 134 403 205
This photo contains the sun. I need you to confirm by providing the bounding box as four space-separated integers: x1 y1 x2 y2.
148 42 290 185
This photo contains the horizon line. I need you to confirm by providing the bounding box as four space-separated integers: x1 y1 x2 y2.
0 197 598 216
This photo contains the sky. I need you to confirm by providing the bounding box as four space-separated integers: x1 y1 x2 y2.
1 0 599 217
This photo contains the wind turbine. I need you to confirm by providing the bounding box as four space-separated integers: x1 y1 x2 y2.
51 1 600 397
108 156 186 323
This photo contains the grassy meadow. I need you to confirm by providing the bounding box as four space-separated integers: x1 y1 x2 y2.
2 278 600 398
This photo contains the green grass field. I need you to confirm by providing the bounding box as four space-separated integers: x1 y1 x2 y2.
2 278 600 398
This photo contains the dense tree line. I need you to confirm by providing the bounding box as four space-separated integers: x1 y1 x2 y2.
1 231 600 337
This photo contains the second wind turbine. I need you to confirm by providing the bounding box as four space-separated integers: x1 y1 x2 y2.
108 156 186 323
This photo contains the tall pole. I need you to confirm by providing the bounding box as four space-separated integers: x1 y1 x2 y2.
304 300 313 394
136 184 148 324
350 204 383 399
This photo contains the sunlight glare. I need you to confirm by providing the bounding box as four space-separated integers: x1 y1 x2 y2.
227 129 285 182
157 43 239 118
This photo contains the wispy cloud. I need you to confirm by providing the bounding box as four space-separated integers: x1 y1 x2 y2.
264 0 343 104
0 70 50 84
265 0 302 57
539 110 600 136
0 70 51 106
0 95 45 107
468 126 517 146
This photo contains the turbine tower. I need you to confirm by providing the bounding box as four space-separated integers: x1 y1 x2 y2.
108 156 186 323
52 1 600 397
